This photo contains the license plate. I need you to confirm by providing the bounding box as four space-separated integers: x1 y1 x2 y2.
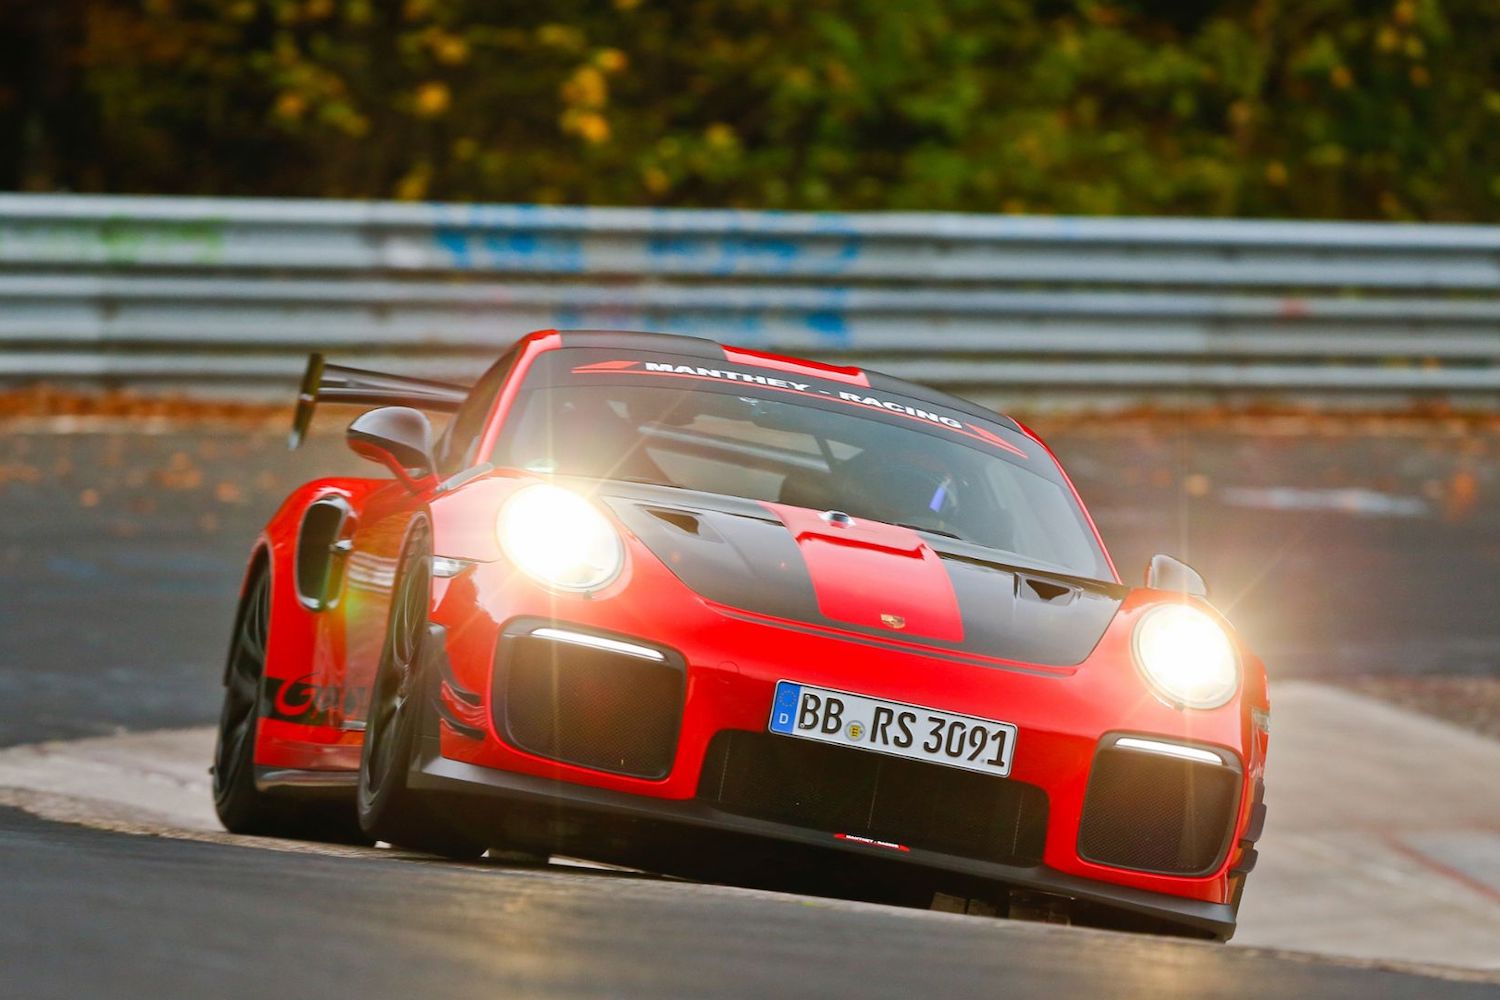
767 681 1017 777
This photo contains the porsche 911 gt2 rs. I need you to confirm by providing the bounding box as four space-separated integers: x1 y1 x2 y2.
212 329 1269 940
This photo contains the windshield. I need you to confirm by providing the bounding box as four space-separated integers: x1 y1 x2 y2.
492 350 1113 579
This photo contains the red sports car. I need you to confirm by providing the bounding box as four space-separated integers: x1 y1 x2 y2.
212 329 1268 939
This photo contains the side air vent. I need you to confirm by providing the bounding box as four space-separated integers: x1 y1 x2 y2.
294 497 353 610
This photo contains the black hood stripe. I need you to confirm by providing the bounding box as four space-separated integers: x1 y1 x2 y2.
602 482 1122 669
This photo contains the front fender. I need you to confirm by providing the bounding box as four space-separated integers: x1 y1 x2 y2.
247 477 388 770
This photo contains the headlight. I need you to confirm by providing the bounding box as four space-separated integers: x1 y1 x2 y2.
1132 604 1239 710
496 483 623 592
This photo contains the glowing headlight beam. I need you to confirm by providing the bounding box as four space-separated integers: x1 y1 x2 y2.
497 483 623 592
1132 604 1239 710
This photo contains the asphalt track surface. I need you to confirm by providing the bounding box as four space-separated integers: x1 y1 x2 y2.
3 416 1500 998
6 806 1499 1000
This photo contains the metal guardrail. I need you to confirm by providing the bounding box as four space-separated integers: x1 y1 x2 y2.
2 193 1498 405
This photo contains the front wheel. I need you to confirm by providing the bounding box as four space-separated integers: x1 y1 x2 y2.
356 523 486 859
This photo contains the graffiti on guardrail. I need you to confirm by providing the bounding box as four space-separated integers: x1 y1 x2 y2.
0 217 226 266
2 193 1499 400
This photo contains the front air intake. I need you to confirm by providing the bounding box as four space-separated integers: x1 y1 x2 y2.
495 623 684 779
698 730 1049 867
1077 740 1241 876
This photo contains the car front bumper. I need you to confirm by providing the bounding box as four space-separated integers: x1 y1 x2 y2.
408 726 1240 939
427 556 1266 938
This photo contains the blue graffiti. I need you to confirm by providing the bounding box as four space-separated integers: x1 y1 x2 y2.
804 310 851 346
432 203 868 277
432 204 586 272
432 227 472 267
646 233 862 276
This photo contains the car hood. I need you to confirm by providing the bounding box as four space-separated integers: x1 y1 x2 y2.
602 484 1125 668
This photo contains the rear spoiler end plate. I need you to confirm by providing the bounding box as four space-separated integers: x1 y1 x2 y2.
289 353 468 449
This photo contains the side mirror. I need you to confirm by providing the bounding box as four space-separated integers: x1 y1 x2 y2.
347 407 436 489
1145 554 1209 598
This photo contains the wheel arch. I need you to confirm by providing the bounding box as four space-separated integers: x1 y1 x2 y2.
222 543 273 687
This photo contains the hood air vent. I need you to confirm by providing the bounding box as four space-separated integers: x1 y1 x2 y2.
1019 576 1077 604
645 507 704 536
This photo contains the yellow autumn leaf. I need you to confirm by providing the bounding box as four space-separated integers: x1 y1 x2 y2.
562 66 607 109
413 81 451 117
563 110 611 144
642 166 670 194
705 122 737 150
395 163 432 200
537 23 584 51
595 48 628 74
274 91 308 121
433 34 470 65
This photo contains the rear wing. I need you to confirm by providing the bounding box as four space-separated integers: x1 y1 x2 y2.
288 353 468 449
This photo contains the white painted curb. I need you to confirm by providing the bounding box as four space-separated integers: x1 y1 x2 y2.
3 683 1499 972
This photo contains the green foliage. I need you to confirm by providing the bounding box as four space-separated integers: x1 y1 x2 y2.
1 0 1497 219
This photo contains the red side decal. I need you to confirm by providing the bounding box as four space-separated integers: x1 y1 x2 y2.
572 360 642 373
722 345 870 386
763 502 964 643
964 422 1028 458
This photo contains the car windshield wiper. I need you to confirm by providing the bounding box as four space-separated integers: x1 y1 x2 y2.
894 522 965 541
614 475 680 488
929 544 1120 591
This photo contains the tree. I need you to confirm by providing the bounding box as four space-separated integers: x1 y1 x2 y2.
2 0 1497 221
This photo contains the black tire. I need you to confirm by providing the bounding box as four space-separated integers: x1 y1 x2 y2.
213 563 368 843
357 522 487 859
